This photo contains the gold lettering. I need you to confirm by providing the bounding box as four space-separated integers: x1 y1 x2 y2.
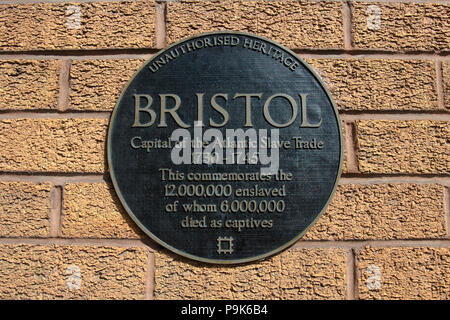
242 37 252 48
263 93 298 128
210 93 230 127
158 94 190 128
132 94 156 127
233 93 262 127
196 93 205 126
299 94 322 128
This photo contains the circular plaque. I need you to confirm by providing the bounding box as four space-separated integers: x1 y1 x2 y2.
108 31 343 264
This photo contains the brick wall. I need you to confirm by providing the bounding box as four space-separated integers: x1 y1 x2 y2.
0 0 448 300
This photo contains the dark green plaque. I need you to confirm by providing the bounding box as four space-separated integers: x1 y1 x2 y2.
108 31 343 264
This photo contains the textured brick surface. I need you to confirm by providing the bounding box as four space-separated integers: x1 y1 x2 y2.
155 248 347 299
0 60 60 110
0 1 155 51
303 184 446 241
352 2 450 51
0 244 148 299
69 59 146 111
357 246 450 300
443 62 450 109
62 183 143 238
307 59 439 111
341 122 348 173
166 0 344 49
0 182 52 237
0 118 107 173
355 120 449 174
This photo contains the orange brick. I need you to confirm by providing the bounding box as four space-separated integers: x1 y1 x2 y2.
341 122 348 173
352 2 450 51
304 184 446 240
69 59 146 111
358 246 450 299
0 118 107 173
443 62 450 110
355 120 449 174
0 1 155 51
62 182 144 239
0 60 60 110
155 248 347 299
307 59 439 111
0 182 52 237
166 0 344 49
0 244 148 299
